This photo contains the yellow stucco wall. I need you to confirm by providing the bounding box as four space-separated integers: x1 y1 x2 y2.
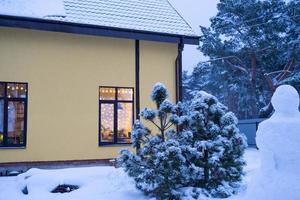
0 27 177 163
140 41 177 109
140 41 177 131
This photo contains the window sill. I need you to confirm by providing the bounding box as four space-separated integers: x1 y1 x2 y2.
99 143 132 147
0 146 26 149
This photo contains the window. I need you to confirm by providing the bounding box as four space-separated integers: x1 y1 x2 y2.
0 82 28 147
99 87 133 145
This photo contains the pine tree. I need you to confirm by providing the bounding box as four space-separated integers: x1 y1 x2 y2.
118 84 247 199
186 0 300 119
176 91 247 198
118 83 186 199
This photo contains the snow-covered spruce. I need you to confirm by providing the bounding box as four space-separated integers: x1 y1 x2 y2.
118 83 247 199
176 91 247 198
119 83 184 199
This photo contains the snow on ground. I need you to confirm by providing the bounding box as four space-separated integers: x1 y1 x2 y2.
0 167 147 200
224 148 261 200
0 149 259 200
0 0 65 18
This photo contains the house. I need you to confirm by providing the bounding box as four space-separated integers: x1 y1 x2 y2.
0 0 199 168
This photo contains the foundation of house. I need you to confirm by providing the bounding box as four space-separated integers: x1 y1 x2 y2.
0 159 113 176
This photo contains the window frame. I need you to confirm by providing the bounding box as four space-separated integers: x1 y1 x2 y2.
0 81 28 148
99 86 134 146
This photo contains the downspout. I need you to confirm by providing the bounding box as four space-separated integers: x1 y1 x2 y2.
135 40 141 155
176 38 184 103
135 40 140 119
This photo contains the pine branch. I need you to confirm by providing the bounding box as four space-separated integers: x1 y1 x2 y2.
159 115 165 141
150 119 162 132
225 60 249 74
266 70 292 76
278 60 295 81
264 73 276 92
199 56 249 74
198 56 237 64
165 122 173 131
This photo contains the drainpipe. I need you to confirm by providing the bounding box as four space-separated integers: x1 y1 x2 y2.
135 40 141 155
176 38 184 103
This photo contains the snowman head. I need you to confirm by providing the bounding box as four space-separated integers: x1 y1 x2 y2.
271 85 300 115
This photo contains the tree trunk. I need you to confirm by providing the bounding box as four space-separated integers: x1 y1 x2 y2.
204 149 209 184
251 52 258 117
160 115 165 142
136 144 141 155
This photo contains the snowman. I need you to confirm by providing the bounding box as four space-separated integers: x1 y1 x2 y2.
246 85 300 200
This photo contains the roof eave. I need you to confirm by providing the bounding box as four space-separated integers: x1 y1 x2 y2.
0 15 200 45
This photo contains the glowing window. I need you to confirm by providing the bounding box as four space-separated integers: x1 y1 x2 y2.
0 82 28 147
99 87 116 100
99 87 133 145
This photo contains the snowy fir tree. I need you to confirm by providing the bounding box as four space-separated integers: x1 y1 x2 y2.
118 83 187 199
175 91 247 198
184 0 300 119
118 83 247 199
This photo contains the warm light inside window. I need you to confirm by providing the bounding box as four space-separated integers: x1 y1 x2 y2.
99 87 133 144
118 88 133 101
7 101 25 145
0 100 3 145
101 104 114 142
0 134 3 145
0 82 27 147
117 103 132 143
6 83 27 98
99 88 115 100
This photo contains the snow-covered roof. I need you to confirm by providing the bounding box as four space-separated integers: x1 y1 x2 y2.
0 0 198 38
0 0 66 18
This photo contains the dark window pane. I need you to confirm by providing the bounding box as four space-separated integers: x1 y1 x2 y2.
0 100 3 145
100 104 114 143
7 101 25 145
99 87 115 100
0 83 4 97
118 88 133 101
7 83 27 98
117 103 132 143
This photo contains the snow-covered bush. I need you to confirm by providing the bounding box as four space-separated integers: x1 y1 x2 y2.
119 83 185 199
118 83 247 199
175 91 247 198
